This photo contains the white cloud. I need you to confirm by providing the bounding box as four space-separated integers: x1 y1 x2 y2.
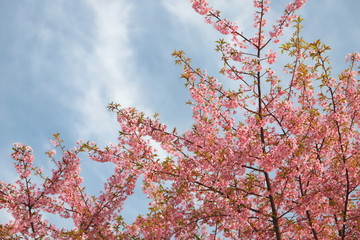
70 0 148 145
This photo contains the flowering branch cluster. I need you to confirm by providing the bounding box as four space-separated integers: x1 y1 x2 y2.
0 134 143 239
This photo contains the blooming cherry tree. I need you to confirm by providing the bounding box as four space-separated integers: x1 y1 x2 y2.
1 0 359 239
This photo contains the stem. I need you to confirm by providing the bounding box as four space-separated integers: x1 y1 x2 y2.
326 60 350 238
23 170 36 234
256 1 281 239
298 175 319 240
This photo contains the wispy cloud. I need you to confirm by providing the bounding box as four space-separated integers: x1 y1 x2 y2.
70 1 144 145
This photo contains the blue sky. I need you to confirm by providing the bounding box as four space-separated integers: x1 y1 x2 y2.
0 0 359 228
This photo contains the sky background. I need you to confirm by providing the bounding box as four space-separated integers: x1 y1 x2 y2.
0 0 359 228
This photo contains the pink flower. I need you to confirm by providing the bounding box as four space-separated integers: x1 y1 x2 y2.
346 52 360 62
265 50 277 64
213 19 231 35
191 0 210 15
